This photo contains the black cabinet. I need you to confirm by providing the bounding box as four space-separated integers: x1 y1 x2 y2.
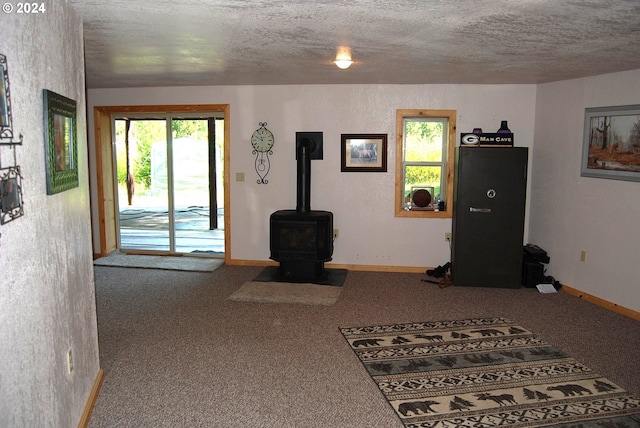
451 147 528 288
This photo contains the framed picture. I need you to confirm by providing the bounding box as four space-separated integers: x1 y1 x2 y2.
43 89 78 194
341 134 387 172
581 104 640 182
0 166 24 224
0 53 21 145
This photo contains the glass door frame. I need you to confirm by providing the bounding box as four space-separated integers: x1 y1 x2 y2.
111 111 224 255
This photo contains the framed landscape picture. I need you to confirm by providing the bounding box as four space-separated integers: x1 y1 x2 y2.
341 134 387 172
581 104 640 182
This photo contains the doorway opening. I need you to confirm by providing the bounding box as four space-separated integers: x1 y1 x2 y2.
113 114 224 255
92 104 230 262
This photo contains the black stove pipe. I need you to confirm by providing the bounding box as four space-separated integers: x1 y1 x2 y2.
296 138 315 214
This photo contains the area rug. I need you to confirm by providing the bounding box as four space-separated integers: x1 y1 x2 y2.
94 251 223 272
228 281 342 306
340 317 640 427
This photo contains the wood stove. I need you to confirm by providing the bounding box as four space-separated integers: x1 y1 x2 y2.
270 138 333 280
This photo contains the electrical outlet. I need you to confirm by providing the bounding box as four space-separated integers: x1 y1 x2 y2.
445 232 452 242
333 229 339 239
67 349 73 374
580 250 587 263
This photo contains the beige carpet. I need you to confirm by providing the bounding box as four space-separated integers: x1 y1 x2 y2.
88 266 640 427
228 281 342 306
94 252 224 272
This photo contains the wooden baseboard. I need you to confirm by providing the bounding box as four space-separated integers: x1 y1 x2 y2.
226 259 426 273
328 263 425 273
77 369 104 428
561 285 640 321
227 259 276 267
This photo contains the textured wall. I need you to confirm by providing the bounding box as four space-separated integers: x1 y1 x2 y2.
87 83 537 268
0 1 100 426
531 69 640 313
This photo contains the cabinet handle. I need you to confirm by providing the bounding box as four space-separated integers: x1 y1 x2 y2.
470 207 491 213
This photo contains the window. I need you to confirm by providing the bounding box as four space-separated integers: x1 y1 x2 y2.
395 109 456 218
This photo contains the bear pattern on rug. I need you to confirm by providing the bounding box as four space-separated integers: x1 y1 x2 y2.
340 317 640 427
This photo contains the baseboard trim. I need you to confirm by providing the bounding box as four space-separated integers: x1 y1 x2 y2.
561 285 640 321
328 263 425 273
77 369 104 428
228 259 276 267
226 259 426 273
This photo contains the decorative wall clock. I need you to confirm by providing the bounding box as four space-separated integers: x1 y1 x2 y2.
251 122 274 184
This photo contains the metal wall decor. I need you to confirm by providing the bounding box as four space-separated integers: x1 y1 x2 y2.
251 122 274 184
43 89 78 194
0 53 22 145
0 166 24 224
0 53 25 225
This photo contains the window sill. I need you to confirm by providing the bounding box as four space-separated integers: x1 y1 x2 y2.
395 209 452 218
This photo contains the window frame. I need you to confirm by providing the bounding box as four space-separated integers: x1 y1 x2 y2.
394 109 456 218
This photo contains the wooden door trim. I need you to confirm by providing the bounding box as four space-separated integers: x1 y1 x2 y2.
92 104 231 263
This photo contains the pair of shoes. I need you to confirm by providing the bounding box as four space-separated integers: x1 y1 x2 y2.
421 276 440 284
426 262 451 278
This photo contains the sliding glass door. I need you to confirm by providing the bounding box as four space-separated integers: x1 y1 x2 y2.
113 114 224 255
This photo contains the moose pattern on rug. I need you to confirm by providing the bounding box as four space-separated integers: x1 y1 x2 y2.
340 317 640 427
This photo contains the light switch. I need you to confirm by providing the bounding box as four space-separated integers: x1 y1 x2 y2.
236 172 245 182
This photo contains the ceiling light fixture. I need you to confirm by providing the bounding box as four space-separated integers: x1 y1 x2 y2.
334 46 353 70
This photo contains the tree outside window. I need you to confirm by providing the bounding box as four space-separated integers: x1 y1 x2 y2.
395 109 456 218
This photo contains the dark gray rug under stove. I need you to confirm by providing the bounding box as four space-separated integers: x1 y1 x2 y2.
253 266 348 286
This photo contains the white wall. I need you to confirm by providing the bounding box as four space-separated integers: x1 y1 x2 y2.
0 1 100 426
530 69 640 313
88 84 536 268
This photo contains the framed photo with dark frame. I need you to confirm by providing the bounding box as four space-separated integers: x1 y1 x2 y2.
581 104 640 182
341 134 387 172
43 89 78 194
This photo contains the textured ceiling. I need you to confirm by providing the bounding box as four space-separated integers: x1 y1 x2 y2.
68 0 640 89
